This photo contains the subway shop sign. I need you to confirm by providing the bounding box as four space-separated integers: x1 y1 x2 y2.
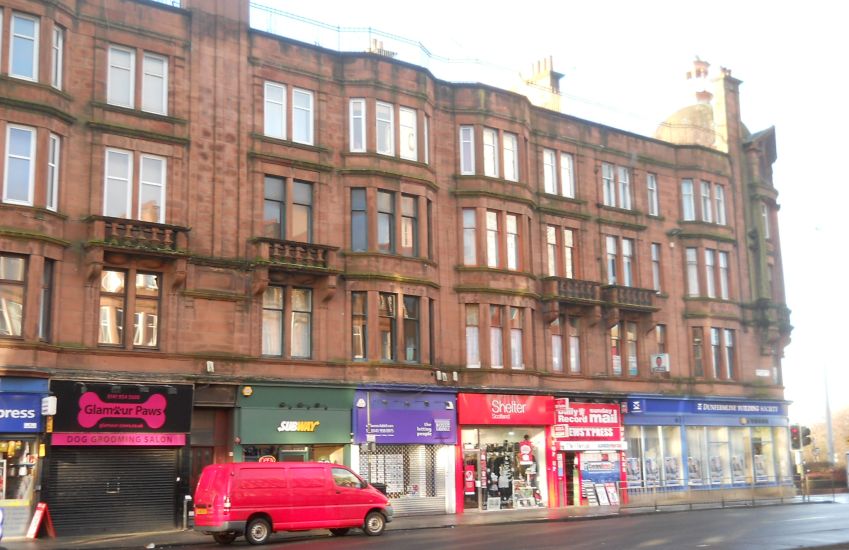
0 394 42 432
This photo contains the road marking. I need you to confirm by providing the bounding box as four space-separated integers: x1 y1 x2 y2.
786 516 827 521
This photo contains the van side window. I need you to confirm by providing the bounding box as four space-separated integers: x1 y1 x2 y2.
332 467 361 488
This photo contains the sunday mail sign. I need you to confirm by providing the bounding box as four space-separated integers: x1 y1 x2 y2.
553 401 625 450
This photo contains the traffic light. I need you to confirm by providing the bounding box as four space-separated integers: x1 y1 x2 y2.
790 425 801 450
801 426 812 447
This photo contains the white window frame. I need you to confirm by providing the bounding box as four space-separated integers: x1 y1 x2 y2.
700 180 713 223
715 184 727 225
292 88 314 145
399 106 417 161
141 52 168 115
462 208 477 265
651 242 661 292
349 98 366 152
560 152 575 198
10 13 39 81
47 133 60 211
543 148 556 194
376 101 394 155
606 235 617 285
602 163 615 207
486 210 499 268
423 115 430 165
503 132 518 181
52 26 64 90
718 251 730 300
459 126 475 175
103 148 133 219
108 45 135 109
139 154 166 223
3 125 36 206
483 128 499 178
622 238 634 287
704 249 716 298
681 179 695 221
686 247 700 297
506 213 519 271
618 166 631 210
263 81 286 140
647 173 659 216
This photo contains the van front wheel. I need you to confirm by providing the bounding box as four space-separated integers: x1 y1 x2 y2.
212 532 237 545
246 517 271 545
363 511 386 536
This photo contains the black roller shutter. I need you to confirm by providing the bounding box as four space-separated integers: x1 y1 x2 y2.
45 447 178 536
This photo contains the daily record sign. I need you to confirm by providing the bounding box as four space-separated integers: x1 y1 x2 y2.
553 401 625 450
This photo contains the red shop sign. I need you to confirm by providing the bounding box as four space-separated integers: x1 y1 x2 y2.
553 401 622 442
458 394 553 425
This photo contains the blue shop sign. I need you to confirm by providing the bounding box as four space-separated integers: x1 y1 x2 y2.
627 398 786 417
0 393 42 432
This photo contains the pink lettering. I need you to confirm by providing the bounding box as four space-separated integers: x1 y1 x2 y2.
77 392 167 429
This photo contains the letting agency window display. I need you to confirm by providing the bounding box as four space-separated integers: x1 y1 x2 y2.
458 393 553 511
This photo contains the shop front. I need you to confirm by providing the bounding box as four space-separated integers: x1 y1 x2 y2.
235 385 354 465
353 389 457 515
551 400 626 507
624 396 792 489
457 393 553 512
45 380 193 536
0 377 49 537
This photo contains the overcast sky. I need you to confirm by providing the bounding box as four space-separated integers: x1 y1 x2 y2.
257 0 849 426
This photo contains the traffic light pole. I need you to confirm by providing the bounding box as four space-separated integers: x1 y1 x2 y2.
825 367 835 464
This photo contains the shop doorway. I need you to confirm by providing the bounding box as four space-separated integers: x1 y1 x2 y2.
462 449 482 510
556 452 579 505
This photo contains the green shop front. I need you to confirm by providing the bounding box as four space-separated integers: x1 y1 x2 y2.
235 386 355 465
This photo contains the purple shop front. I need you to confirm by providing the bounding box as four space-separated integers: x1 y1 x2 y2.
353 390 457 444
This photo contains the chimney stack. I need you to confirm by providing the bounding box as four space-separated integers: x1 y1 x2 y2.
686 57 713 104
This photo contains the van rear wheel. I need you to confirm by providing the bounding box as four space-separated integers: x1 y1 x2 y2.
330 528 350 536
212 532 237 545
246 517 271 545
363 511 386 536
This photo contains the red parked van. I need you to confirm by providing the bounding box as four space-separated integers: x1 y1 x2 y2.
193 462 393 545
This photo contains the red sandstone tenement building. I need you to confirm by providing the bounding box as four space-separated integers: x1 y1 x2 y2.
0 0 791 537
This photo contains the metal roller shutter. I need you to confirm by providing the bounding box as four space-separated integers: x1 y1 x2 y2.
359 444 448 516
45 447 179 536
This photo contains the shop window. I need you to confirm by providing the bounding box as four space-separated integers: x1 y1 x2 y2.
0 439 38 500
0 254 26 337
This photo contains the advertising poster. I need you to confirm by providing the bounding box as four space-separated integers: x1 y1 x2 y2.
687 456 703 486
625 457 642 485
645 457 660 487
731 454 746 483
664 456 681 485
709 455 724 484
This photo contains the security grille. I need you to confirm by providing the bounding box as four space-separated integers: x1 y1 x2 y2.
359 444 448 515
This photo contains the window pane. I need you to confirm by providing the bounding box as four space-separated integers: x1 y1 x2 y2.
108 47 134 107
460 126 474 174
377 102 393 155
98 296 124 345
11 15 38 80
262 309 283 356
379 293 395 360
133 298 159 347
0 256 25 336
142 53 167 114
105 150 131 218
543 149 556 194
463 209 477 265
483 128 498 177
352 292 367 360
486 211 499 268
351 189 367 251
52 27 64 89
403 296 419 362
139 156 165 223
135 273 160 297
503 133 518 181
264 82 286 139
560 153 575 198
399 107 417 160
291 289 312 358
293 89 313 144
5 127 34 204
681 179 695 220
350 99 366 152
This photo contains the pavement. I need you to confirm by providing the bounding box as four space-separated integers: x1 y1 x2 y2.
1 493 846 550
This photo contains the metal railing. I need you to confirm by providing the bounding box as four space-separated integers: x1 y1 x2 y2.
615 475 799 511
